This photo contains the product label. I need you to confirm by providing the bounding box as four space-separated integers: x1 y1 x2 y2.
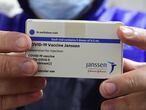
26 19 123 79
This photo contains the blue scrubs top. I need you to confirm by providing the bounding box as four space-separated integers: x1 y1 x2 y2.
0 0 146 110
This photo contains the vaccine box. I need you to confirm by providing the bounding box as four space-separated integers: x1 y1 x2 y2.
26 19 123 79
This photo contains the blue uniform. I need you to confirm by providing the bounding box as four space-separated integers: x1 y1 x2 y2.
0 0 146 110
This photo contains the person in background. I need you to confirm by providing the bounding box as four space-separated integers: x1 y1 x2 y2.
0 0 146 110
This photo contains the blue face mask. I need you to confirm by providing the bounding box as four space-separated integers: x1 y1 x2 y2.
28 0 93 19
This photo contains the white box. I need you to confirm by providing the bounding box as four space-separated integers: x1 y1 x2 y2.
26 19 123 79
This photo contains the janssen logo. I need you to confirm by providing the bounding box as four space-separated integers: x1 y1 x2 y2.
108 62 117 74
86 62 117 74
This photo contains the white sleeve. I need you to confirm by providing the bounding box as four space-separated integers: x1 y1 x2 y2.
0 0 23 17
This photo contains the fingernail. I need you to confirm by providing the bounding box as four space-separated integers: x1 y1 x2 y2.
16 34 29 49
20 60 38 75
120 26 134 38
102 83 117 96
38 78 47 89
33 90 43 98
102 103 114 110
44 79 47 88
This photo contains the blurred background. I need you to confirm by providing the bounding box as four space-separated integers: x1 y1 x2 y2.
0 0 146 17
106 0 146 12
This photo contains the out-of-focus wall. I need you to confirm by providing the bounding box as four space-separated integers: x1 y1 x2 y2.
107 0 146 12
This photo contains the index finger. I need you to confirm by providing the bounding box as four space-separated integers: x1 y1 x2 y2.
117 26 146 50
0 31 32 52
0 55 38 78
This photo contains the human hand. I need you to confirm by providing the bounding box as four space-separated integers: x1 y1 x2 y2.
0 31 46 110
100 26 146 110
